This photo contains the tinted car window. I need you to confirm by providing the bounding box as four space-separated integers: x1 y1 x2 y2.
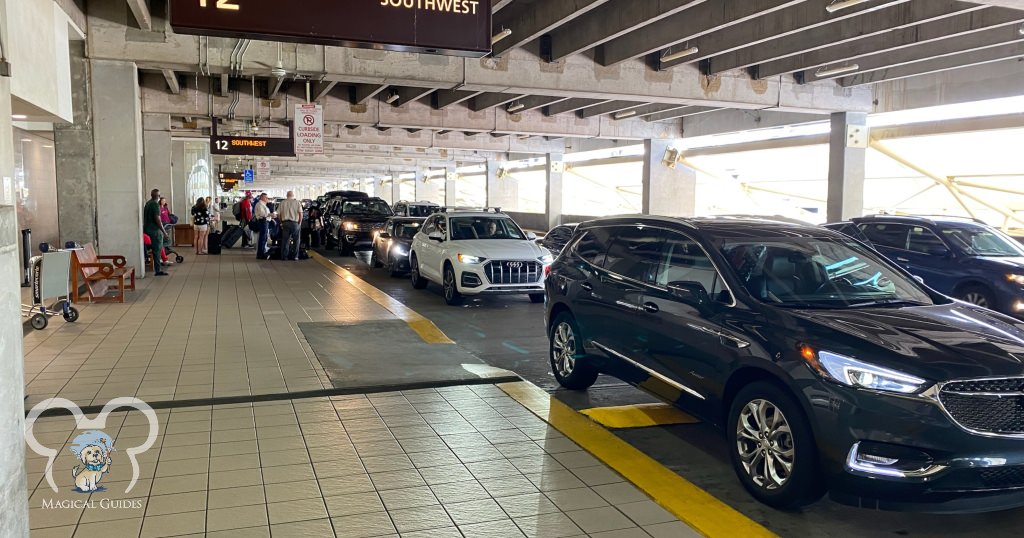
941 224 1024 257
603 226 662 283
907 226 949 256
860 223 910 250
449 217 525 240
654 231 721 297
408 205 438 217
395 222 421 239
421 215 438 236
574 227 612 267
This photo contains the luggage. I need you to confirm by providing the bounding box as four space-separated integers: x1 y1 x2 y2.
266 246 282 260
208 232 222 255
222 225 244 249
298 248 309 260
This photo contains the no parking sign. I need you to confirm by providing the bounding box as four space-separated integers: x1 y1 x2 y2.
294 104 324 155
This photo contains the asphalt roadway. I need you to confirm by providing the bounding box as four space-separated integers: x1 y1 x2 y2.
320 247 1024 538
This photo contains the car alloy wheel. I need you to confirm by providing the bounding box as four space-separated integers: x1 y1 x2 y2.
964 292 989 307
443 266 464 305
736 399 795 491
552 321 577 377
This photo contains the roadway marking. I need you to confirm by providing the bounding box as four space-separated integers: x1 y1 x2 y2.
310 252 454 344
581 403 700 429
499 381 777 538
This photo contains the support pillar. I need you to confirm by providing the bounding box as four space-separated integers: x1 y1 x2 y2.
54 40 98 247
545 153 564 230
444 164 458 207
143 113 172 209
827 111 867 222
90 59 146 275
485 159 499 208
391 175 401 204
642 139 696 217
0 0 30 534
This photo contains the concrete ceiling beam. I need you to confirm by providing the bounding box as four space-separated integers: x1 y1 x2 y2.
577 101 647 118
810 24 1024 83
597 0 806 67
469 92 526 112
219 74 230 97
161 69 180 94
756 7 1024 79
644 106 722 123
312 81 338 101
125 0 152 31
492 0 611 57
493 0 514 12
838 40 1024 86
544 0 705 62
718 0 988 76
544 98 612 116
515 95 570 112
631 103 693 118
351 84 389 105
268 77 286 99
661 0 914 70
433 89 484 109
389 86 437 107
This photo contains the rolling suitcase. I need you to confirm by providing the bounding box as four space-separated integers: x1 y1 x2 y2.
208 232 222 255
222 225 244 249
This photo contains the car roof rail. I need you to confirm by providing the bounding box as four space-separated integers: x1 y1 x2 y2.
440 206 502 213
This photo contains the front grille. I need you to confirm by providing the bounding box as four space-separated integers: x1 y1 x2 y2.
979 467 1024 489
346 222 384 232
939 377 1024 435
484 260 542 285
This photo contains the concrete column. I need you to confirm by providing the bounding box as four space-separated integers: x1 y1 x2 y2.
827 111 868 222
485 159 499 208
642 139 695 217
90 59 146 275
444 164 458 207
170 139 186 214
545 153 564 230
391 175 401 204
54 40 98 247
143 114 172 210
416 169 444 205
0 1 30 534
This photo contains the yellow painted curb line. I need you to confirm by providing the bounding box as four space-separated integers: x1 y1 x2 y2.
310 252 454 344
581 403 700 429
499 381 777 538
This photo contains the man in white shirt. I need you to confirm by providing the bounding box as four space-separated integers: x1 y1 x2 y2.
277 191 303 261
254 193 271 259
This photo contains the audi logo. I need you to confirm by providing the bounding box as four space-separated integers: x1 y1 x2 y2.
507 261 524 268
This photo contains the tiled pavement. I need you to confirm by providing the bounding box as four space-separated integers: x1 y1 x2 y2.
22 252 701 537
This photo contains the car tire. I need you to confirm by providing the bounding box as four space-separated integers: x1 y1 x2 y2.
727 381 826 510
957 284 996 310
410 255 429 289
548 313 598 390
325 234 336 249
388 254 401 278
370 249 383 268
443 264 465 306
529 293 545 304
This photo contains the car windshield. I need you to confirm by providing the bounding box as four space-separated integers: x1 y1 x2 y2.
341 200 391 216
449 216 526 240
940 224 1024 257
720 237 934 308
408 205 438 217
394 222 421 239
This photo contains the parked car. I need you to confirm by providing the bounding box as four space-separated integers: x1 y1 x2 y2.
371 217 423 277
393 200 441 218
409 208 552 305
546 215 1024 512
537 223 578 256
825 215 1024 316
325 194 392 255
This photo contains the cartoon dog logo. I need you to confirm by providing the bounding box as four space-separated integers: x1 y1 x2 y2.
69 431 114 492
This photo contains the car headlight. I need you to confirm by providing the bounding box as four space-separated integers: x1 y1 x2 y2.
538 254 554 264
1007 274 1024 285
344 222 356 231
457 253 485 264
392 245 407 255
802 348 928 394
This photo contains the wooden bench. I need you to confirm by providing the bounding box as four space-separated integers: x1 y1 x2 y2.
70 243 136 304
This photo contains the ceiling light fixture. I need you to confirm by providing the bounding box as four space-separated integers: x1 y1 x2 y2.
815 64 860 77
385 93 399 104
492 28 512 45
1019 22 1024 35
20 138 31 142
660 46 699 63
518 134 530 140
825 0 870 13
507 102 525 113
12 114 27 120
614 110 637 120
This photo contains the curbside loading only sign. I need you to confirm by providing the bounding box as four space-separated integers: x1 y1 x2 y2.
294 104 324 155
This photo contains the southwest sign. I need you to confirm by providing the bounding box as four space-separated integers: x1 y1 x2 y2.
170 0 492 57
210 121 295 157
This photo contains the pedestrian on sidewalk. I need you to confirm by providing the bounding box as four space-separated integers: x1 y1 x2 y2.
208 196 222 232
278 191 303 261
143 189 168 276
254 192 271 259
191 197 210 255
239 191 255 248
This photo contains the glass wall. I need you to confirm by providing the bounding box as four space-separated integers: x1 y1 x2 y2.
13 129 59 261
183 141 213 222
563 162 642 217
455 174 486 207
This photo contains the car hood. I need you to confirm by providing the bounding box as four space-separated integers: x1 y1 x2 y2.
974 256 1024 270
449 239 548 260
785 303 1024 381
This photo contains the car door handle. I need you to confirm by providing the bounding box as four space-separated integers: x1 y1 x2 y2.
896 257 909 263
642 302 659 314
580 282 594 291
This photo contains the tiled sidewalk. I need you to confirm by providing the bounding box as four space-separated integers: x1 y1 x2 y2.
26 384 699 538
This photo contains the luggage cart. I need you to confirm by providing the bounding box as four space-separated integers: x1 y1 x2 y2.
21 250 79 330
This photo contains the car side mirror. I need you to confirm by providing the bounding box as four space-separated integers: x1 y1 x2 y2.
527 232 537 240
378 232 391 239
667 281 713 313
428 231 445 242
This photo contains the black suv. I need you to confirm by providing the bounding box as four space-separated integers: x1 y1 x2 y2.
325 195 393 255
546 216 1024 512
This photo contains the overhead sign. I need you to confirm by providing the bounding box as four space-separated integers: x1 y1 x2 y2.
256 159 272 181
243 169 255 183
210 120 295 157
169 0 491 57
294 104 324 155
